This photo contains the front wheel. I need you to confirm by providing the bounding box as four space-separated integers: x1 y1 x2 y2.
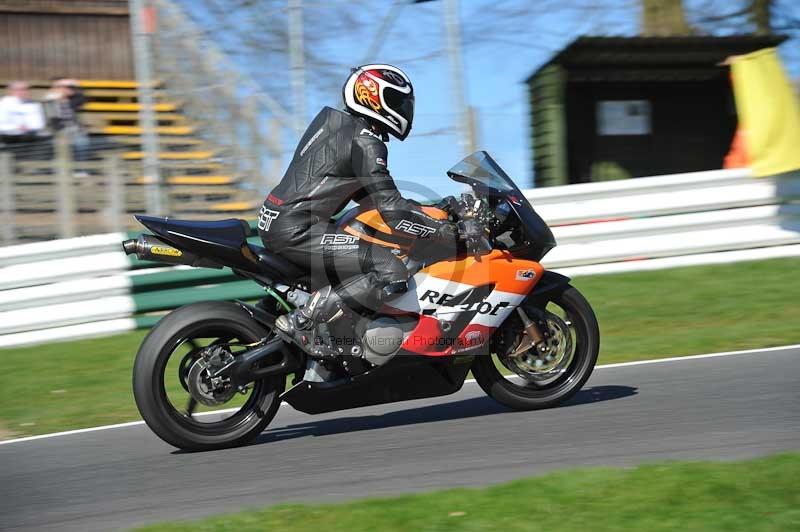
133 301 286 451
472 285 599 410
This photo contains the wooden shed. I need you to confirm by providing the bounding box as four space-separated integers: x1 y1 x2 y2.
0 0 132 81
527 35 786 187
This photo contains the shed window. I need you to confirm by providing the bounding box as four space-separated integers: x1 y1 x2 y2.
596 100 651 136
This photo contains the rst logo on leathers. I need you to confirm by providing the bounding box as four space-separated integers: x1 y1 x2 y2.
257 206 280 231
395 220 436 237
320 233 359 250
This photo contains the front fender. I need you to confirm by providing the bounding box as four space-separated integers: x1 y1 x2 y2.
526 270 571 308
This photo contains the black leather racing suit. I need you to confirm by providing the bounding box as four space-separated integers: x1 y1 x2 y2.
258 106 456 313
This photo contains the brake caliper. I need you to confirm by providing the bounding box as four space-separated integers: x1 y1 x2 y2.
187 346 238 406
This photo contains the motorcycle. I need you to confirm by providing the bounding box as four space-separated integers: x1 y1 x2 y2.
126 151 599 451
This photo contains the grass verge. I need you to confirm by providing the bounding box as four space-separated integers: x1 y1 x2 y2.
132 453 800 531
572 257 800 363
1 257 799 437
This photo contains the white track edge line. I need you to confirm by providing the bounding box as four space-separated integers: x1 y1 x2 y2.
2 343 798 446
592 343 800 368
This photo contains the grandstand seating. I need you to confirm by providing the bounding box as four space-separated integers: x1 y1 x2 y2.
1 79 262 241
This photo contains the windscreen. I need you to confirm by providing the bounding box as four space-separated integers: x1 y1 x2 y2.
447 151 518 193
446 150 556 259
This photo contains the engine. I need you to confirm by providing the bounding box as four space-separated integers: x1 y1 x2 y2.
359 315 417 366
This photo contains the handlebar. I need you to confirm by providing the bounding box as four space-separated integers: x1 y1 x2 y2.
457 208 493 257
438 193 496 257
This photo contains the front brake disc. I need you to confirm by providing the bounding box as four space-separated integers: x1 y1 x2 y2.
500 311 573 381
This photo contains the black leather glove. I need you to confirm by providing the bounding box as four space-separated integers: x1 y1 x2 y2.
458 219 492 254
457 219 480 241
437 221 460 241
434 195 458 212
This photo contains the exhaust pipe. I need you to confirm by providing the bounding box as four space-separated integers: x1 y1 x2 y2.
122 234 220 268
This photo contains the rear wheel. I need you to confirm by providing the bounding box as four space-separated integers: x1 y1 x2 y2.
133 301 285 451
472 285 599 410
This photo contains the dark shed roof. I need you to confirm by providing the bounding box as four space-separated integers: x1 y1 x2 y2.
526 34 788 83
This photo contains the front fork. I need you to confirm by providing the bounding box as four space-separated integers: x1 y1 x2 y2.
508 270 572 357
510 307 549 357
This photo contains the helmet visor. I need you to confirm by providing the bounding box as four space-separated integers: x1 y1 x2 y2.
384 88 415 133
399 93 415 127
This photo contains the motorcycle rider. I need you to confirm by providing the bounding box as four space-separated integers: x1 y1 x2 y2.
259 64 460 359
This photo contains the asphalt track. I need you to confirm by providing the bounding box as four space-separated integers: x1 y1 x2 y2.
2 346 798 531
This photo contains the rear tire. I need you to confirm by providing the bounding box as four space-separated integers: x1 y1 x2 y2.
133 301 285 451
472 285 599 410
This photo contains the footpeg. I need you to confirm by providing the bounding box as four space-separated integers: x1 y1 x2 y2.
275 314 294 334
275 313 339 361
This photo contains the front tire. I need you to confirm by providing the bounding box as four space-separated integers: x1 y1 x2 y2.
472 285 599 410
133 301 285 451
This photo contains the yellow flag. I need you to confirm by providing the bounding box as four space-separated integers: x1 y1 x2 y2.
730 47 800 177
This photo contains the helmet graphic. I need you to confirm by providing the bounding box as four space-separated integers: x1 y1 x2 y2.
343 64 414 141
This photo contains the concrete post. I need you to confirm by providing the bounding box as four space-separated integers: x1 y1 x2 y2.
130 0 163 215
106 154 124 233
0 152 15 244
55 132 76 238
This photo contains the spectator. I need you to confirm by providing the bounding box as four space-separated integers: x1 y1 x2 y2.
44 78 90 159
0 81 47 143
44 78 86 133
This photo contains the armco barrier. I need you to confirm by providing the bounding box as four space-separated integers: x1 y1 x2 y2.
0 167 798 347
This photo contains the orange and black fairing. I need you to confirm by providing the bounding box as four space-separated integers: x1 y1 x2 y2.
339 206 449 251
382 249 547 356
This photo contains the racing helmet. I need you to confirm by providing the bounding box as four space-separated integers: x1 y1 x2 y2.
343 64 414 141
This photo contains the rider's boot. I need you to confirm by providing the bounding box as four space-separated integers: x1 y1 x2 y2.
275 286 346 359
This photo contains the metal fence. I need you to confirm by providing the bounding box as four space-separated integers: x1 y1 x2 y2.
0 132 133 243
0 128 257 244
